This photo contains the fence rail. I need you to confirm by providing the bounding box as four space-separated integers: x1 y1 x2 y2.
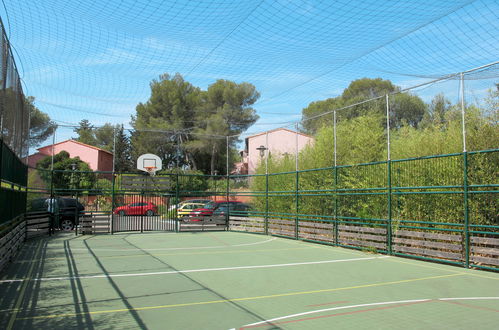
6 149 499 273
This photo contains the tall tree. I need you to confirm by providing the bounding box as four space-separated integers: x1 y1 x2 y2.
421 93 452 127
131 74 259 174
190 80 259 175
94 123 115 151
301 78 426 134
73 119 97 145
26 96 58 147
131 73 202 169
114 125 133 172
37 151 96 190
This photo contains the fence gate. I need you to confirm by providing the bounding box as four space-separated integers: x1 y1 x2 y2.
112 175 177 233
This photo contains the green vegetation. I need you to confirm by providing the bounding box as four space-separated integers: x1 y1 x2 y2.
131 74 259 175
251 85 498 227
36 151 96 191
26 96 58 148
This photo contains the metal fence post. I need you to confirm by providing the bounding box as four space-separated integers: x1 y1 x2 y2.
175 172 179 233
386 94 392 255
140 191 144 233
295 170 299 240
334 166 338 246
265 173 269 235
387 160 392 254
333 110 338 246
74 190 79 236
226 136 230 230
111 173 116 234
265 131 269 235
461 72 470 268
463 152 470 268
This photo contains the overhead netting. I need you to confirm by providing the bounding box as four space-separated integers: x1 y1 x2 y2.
0 0 497 130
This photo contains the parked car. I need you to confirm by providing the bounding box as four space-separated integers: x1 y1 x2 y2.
176 202 207 218
113 202 158 216
168 199 212 211
212 203 251 218
188 201 246 221
29 197 85 231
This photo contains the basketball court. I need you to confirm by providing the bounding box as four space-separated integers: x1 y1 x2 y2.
1 231 498 329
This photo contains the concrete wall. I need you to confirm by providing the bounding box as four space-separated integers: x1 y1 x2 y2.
247 129 313 174
97 150 114 172
34 140 112 171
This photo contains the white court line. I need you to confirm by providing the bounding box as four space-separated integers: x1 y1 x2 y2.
0 255 388 284
439 297 499 301
68 237 277 251
238 297 499 329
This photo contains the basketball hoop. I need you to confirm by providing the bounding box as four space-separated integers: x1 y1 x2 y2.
144 166 157 176
138 154 162 176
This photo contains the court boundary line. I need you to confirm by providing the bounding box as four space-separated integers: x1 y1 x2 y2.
12 273 465 320
237 297 499 329
68 236 277 252
12 246 311 263
0 256 389 283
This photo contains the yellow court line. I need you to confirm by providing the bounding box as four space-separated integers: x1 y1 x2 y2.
17 272 464 320
13 246 312 263
7 240 43 329
278 237 499 281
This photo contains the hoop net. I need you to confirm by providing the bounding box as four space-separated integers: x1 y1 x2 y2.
144 166 157 176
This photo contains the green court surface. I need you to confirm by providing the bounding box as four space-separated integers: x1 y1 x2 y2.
1 232 498 329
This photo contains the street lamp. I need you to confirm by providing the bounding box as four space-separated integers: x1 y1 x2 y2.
256 145 267 158
70 163 77 197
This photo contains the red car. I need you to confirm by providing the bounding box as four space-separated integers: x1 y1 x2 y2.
188 201 243 221
113 202 158 216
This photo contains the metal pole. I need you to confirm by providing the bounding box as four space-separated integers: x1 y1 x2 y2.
460 73 467 153
463 151 469 268
461 72 470 268
295 123 299 239
295 123 299 171
386 94 392 254
386 94 391 161
111 127 117 234
226 136 230 229
49 127 56 235
333 111 337 167
175 173 179 233
112 127 117 173
265 131 269 235
333 111 338 245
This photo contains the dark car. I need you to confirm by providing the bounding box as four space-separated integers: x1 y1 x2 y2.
188 201 247 221
113 202 158 216
212 203 251 218
29 197 85 231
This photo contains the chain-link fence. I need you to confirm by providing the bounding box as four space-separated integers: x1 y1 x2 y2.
14 57 499 270
0 18 29 226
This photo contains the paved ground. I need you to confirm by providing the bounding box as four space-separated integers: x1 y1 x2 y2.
1 231 498 329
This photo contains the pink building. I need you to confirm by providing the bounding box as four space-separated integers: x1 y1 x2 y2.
238 128 314 175
28 140 113 172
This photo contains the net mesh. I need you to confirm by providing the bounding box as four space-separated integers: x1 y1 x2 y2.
0 0 497 129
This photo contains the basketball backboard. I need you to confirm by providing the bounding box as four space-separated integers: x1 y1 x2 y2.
137 153 162 175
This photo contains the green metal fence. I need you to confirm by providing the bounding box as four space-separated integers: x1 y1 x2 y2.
230 149 498 271
19 148 499 272
0 140 28 226
0 16 29 227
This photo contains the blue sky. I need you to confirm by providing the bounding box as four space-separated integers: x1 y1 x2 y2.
1 0 498 144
